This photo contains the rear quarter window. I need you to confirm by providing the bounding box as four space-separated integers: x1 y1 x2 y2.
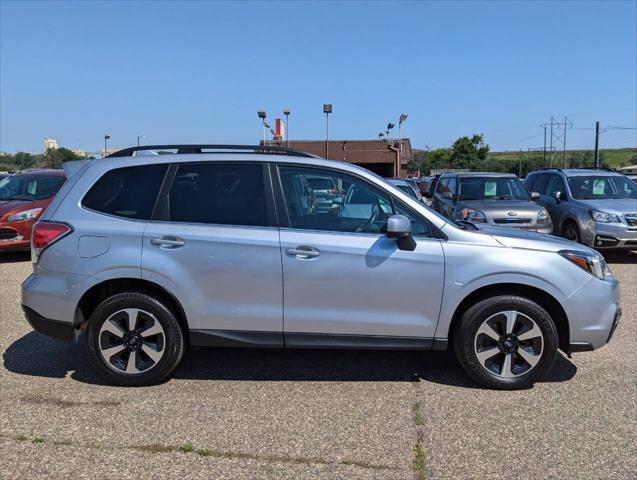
82 164 168 220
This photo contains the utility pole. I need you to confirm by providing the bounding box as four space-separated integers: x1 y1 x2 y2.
549 117 554 167
542 116 572 168
561 116 573 168
594 121 600 168
541 124 547 164
519 149 523 178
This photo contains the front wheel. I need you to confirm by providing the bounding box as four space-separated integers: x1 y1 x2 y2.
86 292 185 386
563 221 581 243
453 295 558 390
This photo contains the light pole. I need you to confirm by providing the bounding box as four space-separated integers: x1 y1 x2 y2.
104 134 111 158
386 122 395 141
398 114 408 153
137 135 145 147
323 104 332 158
257 111 267 144
283 109 291 147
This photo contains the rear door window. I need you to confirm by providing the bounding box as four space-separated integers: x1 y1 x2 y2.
530 174 550 195
167 162 268 227
546 175 565 196
82 164 168 220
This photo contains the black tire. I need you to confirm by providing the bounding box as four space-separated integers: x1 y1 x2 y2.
86 291 185 386
562 221 581 243
453 295 558 390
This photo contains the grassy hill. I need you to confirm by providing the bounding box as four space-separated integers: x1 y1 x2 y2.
488 147 637 170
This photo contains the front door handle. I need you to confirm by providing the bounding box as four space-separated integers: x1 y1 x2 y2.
150 236 185 248
285 246 320 259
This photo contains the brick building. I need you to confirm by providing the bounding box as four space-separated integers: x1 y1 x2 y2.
272 139 412 177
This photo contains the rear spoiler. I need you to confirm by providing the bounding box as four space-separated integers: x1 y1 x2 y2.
63 160 93 179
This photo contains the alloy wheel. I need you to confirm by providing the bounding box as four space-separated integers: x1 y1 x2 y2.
474 310 544 378
98 308 166 374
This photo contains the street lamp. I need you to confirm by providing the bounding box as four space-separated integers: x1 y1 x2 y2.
283 108 290 147
103 134 111 158
398 114 408 153
386 122 395 141
257 111 267 144
323 104 332 158
137 135 145 147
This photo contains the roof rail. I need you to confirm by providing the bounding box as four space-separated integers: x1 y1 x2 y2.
105 144 319 159
533 167 563 172
572 166 615 171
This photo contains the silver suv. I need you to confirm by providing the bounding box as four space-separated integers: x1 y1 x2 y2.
432 172 552 233
524 168 637 249
21 145 621 389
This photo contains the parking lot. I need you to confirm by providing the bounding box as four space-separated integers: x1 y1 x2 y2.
0 251 635 479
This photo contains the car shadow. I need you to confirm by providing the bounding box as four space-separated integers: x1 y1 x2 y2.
0 252 31 264
3 331 577 389
602 250 637 264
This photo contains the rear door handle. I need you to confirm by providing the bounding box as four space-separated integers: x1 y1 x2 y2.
285 246 320 259
150 236 185 248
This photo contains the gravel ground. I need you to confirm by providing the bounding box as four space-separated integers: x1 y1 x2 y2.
0 250 635 479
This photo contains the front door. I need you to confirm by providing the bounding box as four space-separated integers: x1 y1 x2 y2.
142 161 283 346
275 164 445 347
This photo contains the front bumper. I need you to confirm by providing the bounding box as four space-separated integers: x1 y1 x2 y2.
584 221 637 249
563 275 621 351
485 220 553 234
0 221 34 251
22 305 79 341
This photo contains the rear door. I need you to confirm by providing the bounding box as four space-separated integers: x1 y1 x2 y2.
274 164 444 346
141 161 284 345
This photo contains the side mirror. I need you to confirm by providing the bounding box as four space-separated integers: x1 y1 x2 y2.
386 214 416 251
531 192 540 200
442 191 454 200
553 191 565 202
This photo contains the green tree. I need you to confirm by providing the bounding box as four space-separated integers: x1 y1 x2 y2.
44 147 81 169
13 152 37 170
449 134 490 169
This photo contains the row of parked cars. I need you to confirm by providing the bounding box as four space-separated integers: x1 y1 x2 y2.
406 168 637 251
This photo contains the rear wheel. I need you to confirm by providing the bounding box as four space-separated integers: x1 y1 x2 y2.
453 295 558 390
86 292 185 386
563 221 581 243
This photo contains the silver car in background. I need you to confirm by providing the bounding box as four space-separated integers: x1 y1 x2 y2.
21 145 620 390
386 178 424 202
524 168 637 249
432 172 552 233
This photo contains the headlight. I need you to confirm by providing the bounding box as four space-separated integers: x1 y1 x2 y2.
537 209 550 224
590 210 620 223
559 250 612 280
456 208 486 223
6 208 43 223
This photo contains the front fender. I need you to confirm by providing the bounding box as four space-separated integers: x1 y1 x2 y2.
433 242 589 339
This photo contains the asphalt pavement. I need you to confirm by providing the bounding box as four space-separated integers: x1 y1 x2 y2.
0 250 635 479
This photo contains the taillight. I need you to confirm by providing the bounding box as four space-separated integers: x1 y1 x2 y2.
32 221 72 261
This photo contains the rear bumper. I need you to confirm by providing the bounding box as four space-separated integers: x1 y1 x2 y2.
22 305 78 341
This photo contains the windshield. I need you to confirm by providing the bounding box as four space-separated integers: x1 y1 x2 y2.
0 175 65 201
395 184 418 199
567 176 637 200
458 177 529 201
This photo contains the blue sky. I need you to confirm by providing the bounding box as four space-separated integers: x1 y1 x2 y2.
1 0 636 153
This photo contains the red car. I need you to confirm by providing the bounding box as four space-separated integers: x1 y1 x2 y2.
0 169 66 251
